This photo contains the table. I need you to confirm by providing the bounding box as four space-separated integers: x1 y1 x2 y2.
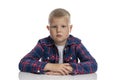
19 72 97 80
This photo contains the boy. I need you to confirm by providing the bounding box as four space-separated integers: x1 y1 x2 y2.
19 8 97 75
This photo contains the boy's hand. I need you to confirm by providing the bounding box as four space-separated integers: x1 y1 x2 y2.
44 63 73 75
45 71 61 75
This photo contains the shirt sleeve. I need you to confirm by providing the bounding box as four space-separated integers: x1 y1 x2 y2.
69 42 98 75
18 42 47 74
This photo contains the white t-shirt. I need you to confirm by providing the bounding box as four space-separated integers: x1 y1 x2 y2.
56 45 65 64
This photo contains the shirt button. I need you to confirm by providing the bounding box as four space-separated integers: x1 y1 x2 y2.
70 57 72 60
39 58 41 61
37 70 40 73
47 57 49 59
64 48 66 50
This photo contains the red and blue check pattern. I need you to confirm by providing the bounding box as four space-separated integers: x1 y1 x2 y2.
19 35 97 74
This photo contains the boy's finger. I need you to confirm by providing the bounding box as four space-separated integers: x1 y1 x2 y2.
45 72 53 75
61 68 69 75
63 65 73 72
53 72 61 75
63 63 70 66
59 70 66 75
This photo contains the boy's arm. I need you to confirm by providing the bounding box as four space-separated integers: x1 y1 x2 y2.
19 42 47 74
69 43 98 75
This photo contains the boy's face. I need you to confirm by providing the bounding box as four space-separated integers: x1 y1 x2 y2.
47 17 72 45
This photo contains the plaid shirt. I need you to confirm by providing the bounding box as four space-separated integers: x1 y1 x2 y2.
19 35 97 75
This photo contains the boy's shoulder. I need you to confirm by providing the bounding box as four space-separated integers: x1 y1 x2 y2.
67 35 81 45
38 36 54 46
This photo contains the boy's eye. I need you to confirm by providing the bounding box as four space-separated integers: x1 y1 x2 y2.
51 26 57 28
62 25 66 28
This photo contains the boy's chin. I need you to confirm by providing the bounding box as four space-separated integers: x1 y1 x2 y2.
55 40 66 45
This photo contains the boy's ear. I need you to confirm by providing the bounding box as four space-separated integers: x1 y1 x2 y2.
47 25 50 30
69 25 73 32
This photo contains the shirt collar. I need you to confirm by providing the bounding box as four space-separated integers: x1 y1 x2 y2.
40 35 81 46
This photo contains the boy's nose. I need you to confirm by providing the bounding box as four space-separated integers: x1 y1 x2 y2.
56 27 61 32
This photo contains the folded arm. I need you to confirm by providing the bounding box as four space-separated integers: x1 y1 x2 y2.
19 42 47 74
69 43 97 75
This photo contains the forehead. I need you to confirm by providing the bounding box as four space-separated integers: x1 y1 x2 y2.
50 16 70 24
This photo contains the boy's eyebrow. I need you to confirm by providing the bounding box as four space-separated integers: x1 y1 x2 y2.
50 24 67 26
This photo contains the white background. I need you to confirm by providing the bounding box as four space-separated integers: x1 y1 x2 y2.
0 0 120 80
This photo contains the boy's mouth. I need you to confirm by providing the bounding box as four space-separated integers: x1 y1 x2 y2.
56 34 62 37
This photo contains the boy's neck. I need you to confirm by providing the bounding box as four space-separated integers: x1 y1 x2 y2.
55 44 65 46
55 40 67 46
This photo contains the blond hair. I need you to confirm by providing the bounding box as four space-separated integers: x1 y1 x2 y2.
48 8 71 24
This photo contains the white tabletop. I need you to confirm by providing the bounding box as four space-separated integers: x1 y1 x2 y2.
19 72 97 80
